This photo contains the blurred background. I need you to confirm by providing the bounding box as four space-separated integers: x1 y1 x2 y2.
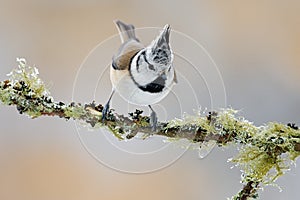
0 0 299 199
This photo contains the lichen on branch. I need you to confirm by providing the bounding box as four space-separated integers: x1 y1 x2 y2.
1 59 299 200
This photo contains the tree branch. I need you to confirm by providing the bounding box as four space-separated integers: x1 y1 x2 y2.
1 59 299 199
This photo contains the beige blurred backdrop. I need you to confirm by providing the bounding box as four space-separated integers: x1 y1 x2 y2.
0 0 300 200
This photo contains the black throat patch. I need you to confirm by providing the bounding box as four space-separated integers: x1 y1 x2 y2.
138 75 166 93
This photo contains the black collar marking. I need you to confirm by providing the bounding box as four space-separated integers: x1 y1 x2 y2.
142 51 155 71
136 52 142 72
141 51 147 63
138 76 165 93
129 50 166 93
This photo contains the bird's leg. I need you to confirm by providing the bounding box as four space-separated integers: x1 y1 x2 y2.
102 90 115 122
148 105 158 131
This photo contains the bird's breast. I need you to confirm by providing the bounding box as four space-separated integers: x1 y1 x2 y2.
110 67 174 106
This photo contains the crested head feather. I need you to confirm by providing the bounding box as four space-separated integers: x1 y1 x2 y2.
147 25 173 66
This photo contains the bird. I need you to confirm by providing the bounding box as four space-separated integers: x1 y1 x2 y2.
102 20 177 130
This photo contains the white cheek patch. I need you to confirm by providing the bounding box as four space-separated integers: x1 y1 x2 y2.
130 54 157 86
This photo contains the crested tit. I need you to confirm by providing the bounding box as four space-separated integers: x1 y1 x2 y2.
102 20 177 130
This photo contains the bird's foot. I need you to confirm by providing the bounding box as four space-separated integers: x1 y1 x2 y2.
102 103 110 123
150 109 158 131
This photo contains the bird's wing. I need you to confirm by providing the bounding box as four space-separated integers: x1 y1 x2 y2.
112 38 144 70
112 20 144 70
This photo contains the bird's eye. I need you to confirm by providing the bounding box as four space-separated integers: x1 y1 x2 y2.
148 64 155 71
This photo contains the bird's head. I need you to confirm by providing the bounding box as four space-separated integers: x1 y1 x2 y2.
144 24 173 75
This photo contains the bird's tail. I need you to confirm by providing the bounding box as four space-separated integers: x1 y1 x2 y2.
114 20 139 43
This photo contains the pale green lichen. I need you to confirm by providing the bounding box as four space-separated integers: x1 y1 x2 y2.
233 146 280 183
0 58 52 118
0 84 12 105
230 121 300 199
222 109 256 133
164 109 300 199
165 111 216 136
107 125 125 140
1 59 300 200
7 58 50 98
64 105 87 119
